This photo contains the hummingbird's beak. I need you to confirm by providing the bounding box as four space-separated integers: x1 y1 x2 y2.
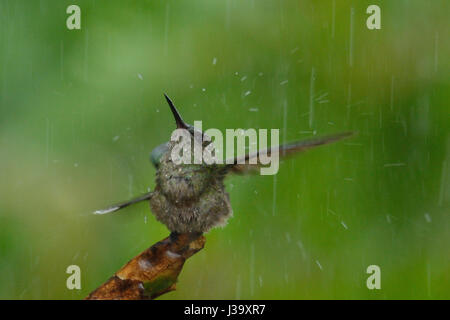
164 93 188 129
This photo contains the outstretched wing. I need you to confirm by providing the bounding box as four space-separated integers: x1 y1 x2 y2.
93 191 153 215
225 132 355 174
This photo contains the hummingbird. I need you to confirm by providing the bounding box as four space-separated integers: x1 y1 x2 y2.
94 94 353 233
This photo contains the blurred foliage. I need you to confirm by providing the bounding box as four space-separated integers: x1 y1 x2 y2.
0 0 448 299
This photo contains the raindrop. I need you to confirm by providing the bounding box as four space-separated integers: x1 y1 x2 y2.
138 258 153 270
166 251 181 259
315 260 323 270
384 163 406 168
285 232 291 243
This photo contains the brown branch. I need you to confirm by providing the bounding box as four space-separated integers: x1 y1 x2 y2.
85 232 205 300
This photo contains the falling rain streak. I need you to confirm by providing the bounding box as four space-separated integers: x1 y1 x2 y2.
46 118 50 168
390 76 395 111
434 32 439 73
309 67 315 128
164 3 170 56
272 175 277 216
349 7 354 67
84 29 89 82
282 99 287 152
331 0 336 39
60 40 64 81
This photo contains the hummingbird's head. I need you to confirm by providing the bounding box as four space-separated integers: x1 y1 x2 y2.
151 94 212 169
155 94 217 203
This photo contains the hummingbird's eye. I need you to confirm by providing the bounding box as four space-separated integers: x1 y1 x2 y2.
188 126 211 147
150 142 169 169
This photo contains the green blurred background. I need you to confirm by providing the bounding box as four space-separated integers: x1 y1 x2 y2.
0 0 448 299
